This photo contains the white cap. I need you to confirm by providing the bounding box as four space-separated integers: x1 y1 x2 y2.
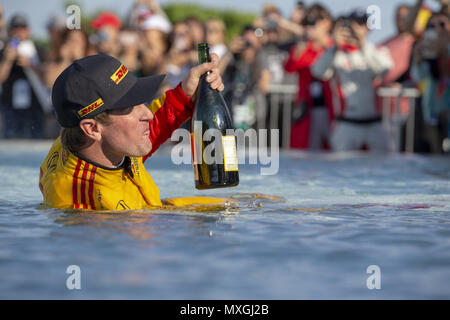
141 14 172 33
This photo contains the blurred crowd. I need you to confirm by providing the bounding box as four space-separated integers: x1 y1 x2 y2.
0 0 448 153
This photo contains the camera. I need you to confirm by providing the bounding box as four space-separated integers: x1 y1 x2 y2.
266 19 278 30
9 37 20 49
243 40 252 49
341 18 352 29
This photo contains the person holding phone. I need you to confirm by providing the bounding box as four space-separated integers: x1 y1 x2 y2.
311 9 393 152
0 13 45 138
284 4 334 150
160 20 197 91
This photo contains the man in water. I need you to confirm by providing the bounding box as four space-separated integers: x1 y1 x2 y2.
39 53 224 210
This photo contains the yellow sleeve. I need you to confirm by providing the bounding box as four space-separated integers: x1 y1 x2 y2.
148 92 167 115
162 196 231 207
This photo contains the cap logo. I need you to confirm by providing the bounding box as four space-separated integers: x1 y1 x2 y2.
78 98 104 117
110 64 128 85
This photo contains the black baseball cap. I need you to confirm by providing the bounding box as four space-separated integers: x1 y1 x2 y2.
52 54 165 128
9 14 29 29
349 8 369 24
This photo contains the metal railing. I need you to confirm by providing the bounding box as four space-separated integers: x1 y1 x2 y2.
377 87 421 153
263 84 422 152
265 84 298 149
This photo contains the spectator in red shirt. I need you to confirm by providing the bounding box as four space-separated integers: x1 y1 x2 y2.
284 4 334 150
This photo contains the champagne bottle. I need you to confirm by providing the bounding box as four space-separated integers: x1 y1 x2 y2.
190 43 239 190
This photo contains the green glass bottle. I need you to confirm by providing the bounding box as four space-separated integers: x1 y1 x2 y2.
190 43 239 190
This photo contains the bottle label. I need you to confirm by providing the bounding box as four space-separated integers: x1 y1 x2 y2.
190 133 199 180
222 136 238 171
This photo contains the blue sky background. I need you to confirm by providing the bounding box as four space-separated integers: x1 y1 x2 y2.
1 0 441 44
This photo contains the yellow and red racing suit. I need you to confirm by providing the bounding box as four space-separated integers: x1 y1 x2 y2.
39 83 226 211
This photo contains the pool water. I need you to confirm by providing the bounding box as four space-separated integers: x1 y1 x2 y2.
0 140 449 299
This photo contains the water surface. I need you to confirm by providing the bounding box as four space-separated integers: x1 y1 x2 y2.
0 141 449 299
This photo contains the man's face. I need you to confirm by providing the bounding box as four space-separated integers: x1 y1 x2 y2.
306 18 331 41
100 104 154 158
428 15 450 36
173 22 191 51
290 6 305 24
206 21 224 46
97 26 119 55
243 29 260 49
143 29 167 55
396 6 409 34
187 20 205 45
11 26 30 41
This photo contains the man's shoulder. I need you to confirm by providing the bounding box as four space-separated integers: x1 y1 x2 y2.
39 138 73 208
41 137 63 170
40 137 80 180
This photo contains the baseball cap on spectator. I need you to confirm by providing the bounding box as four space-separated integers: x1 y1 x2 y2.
141 14 172 33
91 12 122 30
52 54 165 128
9 14 28 29
349 8 369 24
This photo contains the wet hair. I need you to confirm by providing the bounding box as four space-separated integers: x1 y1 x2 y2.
61 112 112 154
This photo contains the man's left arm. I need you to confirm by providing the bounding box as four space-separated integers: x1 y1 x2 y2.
143 53 224 162
144 83 194 161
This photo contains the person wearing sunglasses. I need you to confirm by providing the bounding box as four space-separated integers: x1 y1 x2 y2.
0 13 45 139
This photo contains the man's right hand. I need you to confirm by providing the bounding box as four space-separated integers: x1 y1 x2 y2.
2 45 18 64
181 53 224 99
333 26 353 47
